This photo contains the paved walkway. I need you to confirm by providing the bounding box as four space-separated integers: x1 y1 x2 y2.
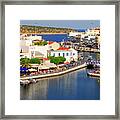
20 63 86 80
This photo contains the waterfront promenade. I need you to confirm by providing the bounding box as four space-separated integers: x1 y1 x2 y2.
20 63 86 80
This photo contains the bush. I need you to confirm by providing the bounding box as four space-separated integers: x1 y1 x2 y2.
20 58 41 67
30 58 41 64
48 56 66 65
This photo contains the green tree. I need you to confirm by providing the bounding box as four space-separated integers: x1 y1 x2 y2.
59 56 66 63
50 57 60 64
42 41 48 45
34 41 48 46
30 58 41 64
48 56 66 65
47 56 54 59
20 58 31 68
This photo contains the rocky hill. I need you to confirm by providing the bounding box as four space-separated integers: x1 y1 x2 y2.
20 25 76 34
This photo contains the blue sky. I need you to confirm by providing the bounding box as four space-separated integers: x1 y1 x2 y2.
20 20 100 29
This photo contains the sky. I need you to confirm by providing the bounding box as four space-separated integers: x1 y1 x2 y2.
20 20 100 30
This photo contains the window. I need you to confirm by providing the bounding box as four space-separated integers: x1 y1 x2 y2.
73 53 75 55
66 53 69 56
53 53 55 57
58 53 60 56
63 53 65 57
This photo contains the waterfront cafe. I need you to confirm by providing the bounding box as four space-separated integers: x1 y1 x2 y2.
30 64 39 70
38 63 57 70
28 68 37 72
38 65 50 70
29 58 57 71
57 63 68 70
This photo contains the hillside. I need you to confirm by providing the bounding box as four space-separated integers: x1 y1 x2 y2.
20 25 76 34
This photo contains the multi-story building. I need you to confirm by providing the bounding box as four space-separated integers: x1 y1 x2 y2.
20 34 42 40
29 45 49 58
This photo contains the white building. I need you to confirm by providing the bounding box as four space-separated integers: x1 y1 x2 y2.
69 31 87 39
29 45 50 58
20 35 43 53
69 31 81 37
49 47 78 63
86 27 100 36
20 40 32 47
48 41 60 50
20 34 42 40
20 45 49 59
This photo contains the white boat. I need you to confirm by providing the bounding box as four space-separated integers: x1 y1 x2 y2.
87 71 100 77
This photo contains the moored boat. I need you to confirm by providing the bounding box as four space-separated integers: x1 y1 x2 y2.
87 70 100 77
87 72 100 77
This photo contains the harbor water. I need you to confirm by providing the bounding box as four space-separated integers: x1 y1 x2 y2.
34 34 69 42
20 68 100 100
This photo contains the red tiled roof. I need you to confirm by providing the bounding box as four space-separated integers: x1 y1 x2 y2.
48 41 54 45
43 58 49 60
57 47 69 51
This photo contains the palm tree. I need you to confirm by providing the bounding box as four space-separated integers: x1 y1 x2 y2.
20 58 31 68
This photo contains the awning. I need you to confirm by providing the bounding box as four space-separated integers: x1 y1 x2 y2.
28 68 37 72
30 64 39 67
46 63 57 68
20 67 28 71
38 65 50 70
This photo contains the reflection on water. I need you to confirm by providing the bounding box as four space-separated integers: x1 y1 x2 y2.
20 68 100 100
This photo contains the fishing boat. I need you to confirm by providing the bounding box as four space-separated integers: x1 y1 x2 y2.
87 70 100 77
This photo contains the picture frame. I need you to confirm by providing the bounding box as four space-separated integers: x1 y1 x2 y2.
0 0 119 119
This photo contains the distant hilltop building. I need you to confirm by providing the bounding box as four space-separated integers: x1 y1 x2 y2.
86 27 100 36
68 27 100 42
69 31 81 37
69 31 86 39
69 27 100 37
